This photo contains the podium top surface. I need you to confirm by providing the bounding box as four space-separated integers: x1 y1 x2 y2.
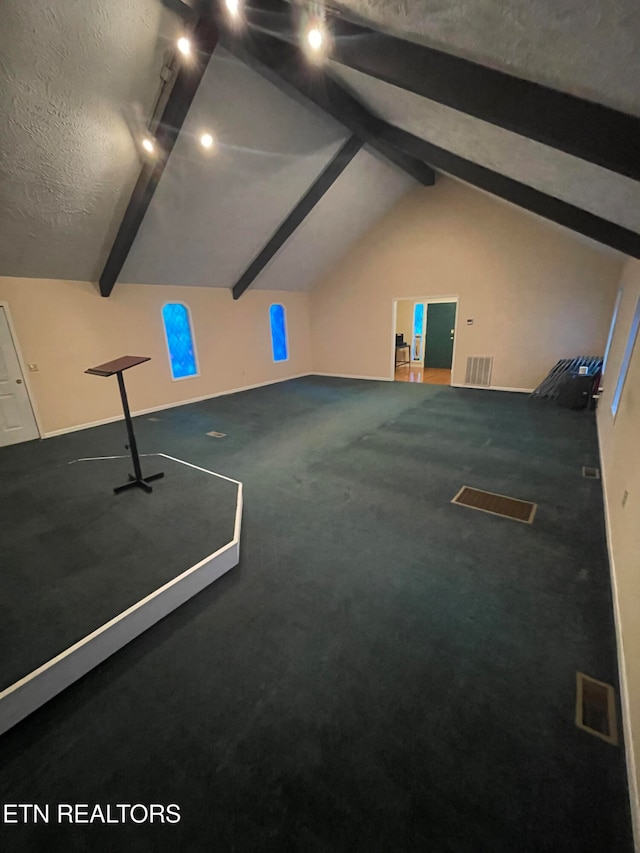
85 356 151 377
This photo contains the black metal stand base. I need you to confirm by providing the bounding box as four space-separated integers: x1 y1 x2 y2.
85 358 166 497
114 471 165 495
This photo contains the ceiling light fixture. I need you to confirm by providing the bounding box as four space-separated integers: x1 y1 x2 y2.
142 137 155 154
177 36 192 57
200 132 214 149
225 0 240 18
306 26 323 51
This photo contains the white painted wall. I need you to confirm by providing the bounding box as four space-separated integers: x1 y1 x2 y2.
310 176 622 389
596 257 640 846
0 277 312 436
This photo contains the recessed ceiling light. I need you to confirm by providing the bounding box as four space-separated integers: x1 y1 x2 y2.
200 132 214 149
306 26 324 51
177 36 191 57
225 0 240 18
142 137 155 154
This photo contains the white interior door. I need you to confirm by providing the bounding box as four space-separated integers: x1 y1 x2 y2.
0 307 39 446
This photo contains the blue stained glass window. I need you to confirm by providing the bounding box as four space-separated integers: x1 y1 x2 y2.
270 304 288 362
413 303 424 337
162 303 197 379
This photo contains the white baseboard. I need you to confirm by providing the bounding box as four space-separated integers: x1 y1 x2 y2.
40 376 535 439
0 454 243 737
44 414 124 437
312 372 392 382
42 373 311 438
597 426 640 851
451 383 534 393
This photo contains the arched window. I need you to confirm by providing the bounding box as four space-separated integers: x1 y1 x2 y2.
270 304 288 362
161 303 198 379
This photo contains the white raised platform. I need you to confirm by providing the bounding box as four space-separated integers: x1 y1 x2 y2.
0 453 242 736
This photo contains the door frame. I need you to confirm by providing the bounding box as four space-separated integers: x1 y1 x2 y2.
0 301 42 440
391 296 460 383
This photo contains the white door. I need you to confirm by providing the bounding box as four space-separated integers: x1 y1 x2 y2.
0 307 39 446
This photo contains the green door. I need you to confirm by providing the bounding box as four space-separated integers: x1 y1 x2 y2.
424 302 456 368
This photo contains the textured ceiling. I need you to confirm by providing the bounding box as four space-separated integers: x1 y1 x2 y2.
251 147 415 291
330 63 640 234
0 0 179 281
332 0 640 115
119 48 350 288
2 0 637 289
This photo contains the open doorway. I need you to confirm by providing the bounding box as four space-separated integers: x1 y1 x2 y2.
392 297 458 385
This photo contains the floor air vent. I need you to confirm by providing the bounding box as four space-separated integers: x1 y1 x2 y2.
576 673 618 745
582 466 601 479
451 486 536 523
465 356 493 386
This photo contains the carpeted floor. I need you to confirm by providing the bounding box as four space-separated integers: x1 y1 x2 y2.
0 377 633 852
0 455 237 689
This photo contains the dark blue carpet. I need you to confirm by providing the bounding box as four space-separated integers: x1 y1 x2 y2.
0 377 633 852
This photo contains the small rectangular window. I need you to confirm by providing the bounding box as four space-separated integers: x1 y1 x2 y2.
611 295 640 417
162 303 198 379
602 290 622 375
270 304 288 362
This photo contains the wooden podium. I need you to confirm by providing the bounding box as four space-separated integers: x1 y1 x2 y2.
85 356 164 494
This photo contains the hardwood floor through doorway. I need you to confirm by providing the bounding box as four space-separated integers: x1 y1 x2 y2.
394 365 451 385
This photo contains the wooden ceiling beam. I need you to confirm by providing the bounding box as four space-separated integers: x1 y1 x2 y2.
99 12 219 296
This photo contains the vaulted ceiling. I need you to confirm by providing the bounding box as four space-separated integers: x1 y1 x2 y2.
330 0 640 114
1 0 638 292
328 62 640 233
118 47 415 290
0 0 179 281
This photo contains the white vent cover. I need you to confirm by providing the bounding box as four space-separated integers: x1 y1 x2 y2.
465 356 493 386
